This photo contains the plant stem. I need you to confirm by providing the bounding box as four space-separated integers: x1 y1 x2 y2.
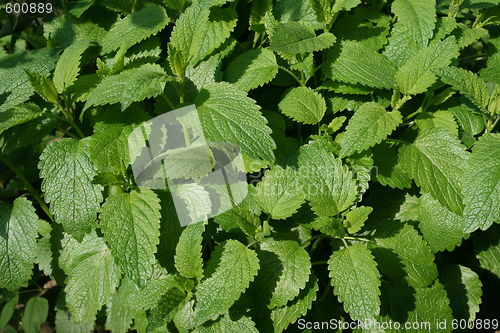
56 103 85 138
341 238 349 248
182 124 191 147
343 236 376 244
161 92 175 110
57 127 79 140
309 234 327 257
311 261 328 266
385 138 409 144
320 283 332 301
0 154 53 222
179 75 185 104
278 66 302 86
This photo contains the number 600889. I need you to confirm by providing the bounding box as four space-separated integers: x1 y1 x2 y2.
5 2 52 14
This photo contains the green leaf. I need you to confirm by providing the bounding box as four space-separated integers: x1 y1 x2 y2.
396 36 459 95
399 128 469 216
53 40 91 93
225 49 278 91
415 110 459 137
463 133 500 233
454 24 488 49
105 287 134 333
433 67 490 110
62 232 121 322
251 238 311 309
448 101 485 148
372 142 412 189
383 22 421 67
339 102 402 158
215 205 262 236
174 183 212 225
270 22 336 54
195 82 275 163
175 221 205 280
195 239 259 325
55 309 95 333
298 143 358 216
119 265 183 311
278 87 326 125
391 0 436 47
102 5 169 54
345 206 372 234
193 316 259 333
170 4 235 68
332 8 391 52
147 286 190 332
0 294 18 329
441 264 482 321
25 70 59 104
269 272 318 333
68 0 95 17
191 7 238 66
90 107 149 175
169 4 209 69
479 52 500 85
332 0 362 13
101 188 161 287
474 227 500 279
0 103 44 136
83 63 169 111
328 244 381 321
310 0 332 23
174 300 197 333
22 297 49 333
39 138 103 242
418 193 466 252
254 166 305 219
325 41 397 89
0 48 59 113
378 281 453 332
0 197 38 291
370 221 438 288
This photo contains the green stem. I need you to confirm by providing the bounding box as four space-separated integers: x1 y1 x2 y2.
491 116 500 132
0 154 54 222
57 127 79 140
342 238 349 248
301 234 327 250
311 261 328 266
278 66 302 86
343 236 376 244
309 235 327 257
56 103 85 138
385 138 410 145
486 115 500 133
66 117 85 138
182 124 191 147
320 283 332 302
472 12 485 28
179 75 186 104
459 53 487 62
16 287 43 295
161 92 175 110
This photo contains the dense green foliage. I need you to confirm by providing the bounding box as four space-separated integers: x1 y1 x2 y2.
1 0 500 331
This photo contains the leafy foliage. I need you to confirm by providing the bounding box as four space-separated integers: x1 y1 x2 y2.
1 0 500 331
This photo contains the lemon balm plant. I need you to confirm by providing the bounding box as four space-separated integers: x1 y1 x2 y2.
1 0 500 331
